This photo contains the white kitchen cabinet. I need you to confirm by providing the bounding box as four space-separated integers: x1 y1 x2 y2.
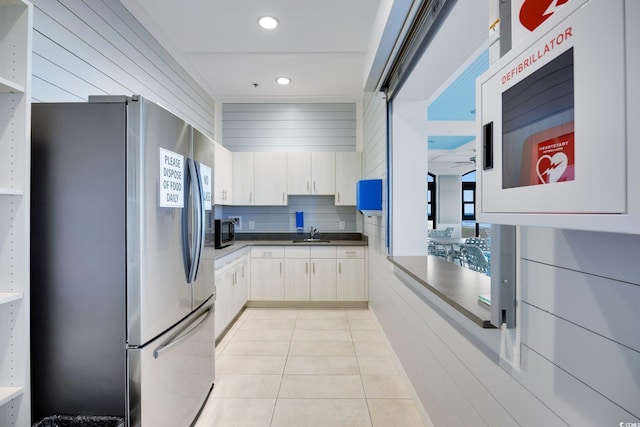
284 259 310 301
336 248 366 301
310 246 337 301
232 152 254 205
214 262 234 341
310 259 336 301
250 246 285 300
284 246 310 301
214 142 233 205
0 0 31 423
254 152 287 205
234 252 250 312
213 247 249 341
335 152 361 205
287 152 335 195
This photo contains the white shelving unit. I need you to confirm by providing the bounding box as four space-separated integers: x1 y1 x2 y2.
0 0 32 425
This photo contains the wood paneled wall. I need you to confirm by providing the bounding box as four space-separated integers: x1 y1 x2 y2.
222 103 356 152
362 89 640 425
31 0 216 138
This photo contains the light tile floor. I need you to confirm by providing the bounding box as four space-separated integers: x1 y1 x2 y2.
195 308 428 427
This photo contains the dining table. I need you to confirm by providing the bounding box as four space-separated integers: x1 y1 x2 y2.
428 237 467 262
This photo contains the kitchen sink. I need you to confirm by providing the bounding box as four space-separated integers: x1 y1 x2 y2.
292 238 331 243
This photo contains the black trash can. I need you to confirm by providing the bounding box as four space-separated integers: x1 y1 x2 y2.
34 415 125 427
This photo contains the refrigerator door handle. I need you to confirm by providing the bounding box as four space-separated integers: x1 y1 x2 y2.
182 158 202 283
153 306 213 359
191 161 206 282
181 158 193 282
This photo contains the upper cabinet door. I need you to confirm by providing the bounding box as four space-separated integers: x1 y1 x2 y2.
311 152 335 195
335 152 361 205
287 152 311 195
254 152 287 205
286 152 335 195
233 152 255 205
213 143 233 205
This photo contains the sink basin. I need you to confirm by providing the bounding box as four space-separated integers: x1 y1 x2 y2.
292 238 331 243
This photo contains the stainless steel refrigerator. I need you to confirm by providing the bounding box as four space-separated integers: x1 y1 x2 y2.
30 96 216 426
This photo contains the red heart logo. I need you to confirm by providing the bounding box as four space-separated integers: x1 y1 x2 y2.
536 152 568 184
519 0 572 32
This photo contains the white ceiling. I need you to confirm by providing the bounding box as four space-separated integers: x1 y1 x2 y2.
119 0 488 174
120 0 383 102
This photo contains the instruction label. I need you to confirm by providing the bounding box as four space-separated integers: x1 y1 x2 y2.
200 163 212 210
159 148 184 208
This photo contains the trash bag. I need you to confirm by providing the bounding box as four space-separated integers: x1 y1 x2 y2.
34 415 125 427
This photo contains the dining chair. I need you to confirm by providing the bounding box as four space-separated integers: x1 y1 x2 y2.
464 237 489 251
463 244 490 274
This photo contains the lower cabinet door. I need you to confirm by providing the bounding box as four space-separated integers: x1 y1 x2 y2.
337 258 366 301
310 258 337 301
285 259 310 300
250 258 285 300
214 267 234 341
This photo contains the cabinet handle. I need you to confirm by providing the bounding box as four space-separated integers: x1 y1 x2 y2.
338 262 342 274
312 262 315 275
337 192 341 202
306 262 308 275
313 181 317 193
280 262 283 275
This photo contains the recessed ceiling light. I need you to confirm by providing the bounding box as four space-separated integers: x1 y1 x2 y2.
258 16 279 30
276 77 291 85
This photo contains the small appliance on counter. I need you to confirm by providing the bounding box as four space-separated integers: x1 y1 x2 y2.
214 219 236 248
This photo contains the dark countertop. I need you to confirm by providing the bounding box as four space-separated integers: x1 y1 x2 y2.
387 255 493 328
205 233 368 260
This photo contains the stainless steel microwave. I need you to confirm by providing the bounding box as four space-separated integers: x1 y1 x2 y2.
214 219 235 249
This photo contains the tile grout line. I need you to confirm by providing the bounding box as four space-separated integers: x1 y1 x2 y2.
349 308 375 427
270 308 298 427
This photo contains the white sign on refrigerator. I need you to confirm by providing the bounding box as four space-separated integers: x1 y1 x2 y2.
200 163 212 210
159 147 184 208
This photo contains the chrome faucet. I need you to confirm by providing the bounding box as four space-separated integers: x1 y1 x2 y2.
310 226 317 239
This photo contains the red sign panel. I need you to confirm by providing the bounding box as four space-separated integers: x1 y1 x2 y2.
519 0 573 32
523 123 575 185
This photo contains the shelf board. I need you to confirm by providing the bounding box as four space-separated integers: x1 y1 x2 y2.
0 188 24 196
0 386 23 407
0 0 28 7
0 293 22 305
0 76 25 94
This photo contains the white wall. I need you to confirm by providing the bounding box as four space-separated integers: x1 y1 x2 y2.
362 90 640 425
390 100 428 255
30 0 216 138
221 103 357 152
436 174 462 235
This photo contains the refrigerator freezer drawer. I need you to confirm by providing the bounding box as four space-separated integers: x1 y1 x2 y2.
128 302 215 427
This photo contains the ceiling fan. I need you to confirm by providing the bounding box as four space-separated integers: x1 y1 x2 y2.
451 155 476 167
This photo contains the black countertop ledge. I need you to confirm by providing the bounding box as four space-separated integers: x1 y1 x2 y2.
205 232 368 259
387 255 494 328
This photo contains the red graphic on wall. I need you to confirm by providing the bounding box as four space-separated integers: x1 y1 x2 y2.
519 0 572 31
521 123 575 185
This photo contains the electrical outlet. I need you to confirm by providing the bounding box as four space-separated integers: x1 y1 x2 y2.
339 221 346 230
249 221 255 230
